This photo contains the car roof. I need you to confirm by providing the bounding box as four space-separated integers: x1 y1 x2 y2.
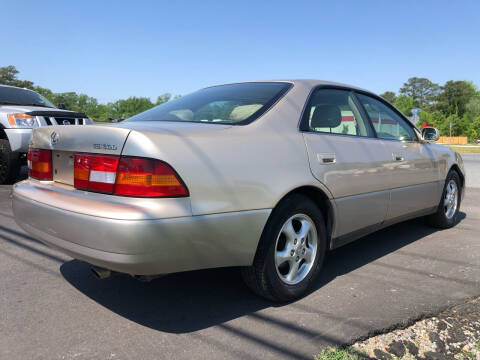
291 79 371 93
206 79 374 95
1 80 374 96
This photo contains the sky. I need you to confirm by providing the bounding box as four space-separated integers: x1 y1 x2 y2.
1 0 479 103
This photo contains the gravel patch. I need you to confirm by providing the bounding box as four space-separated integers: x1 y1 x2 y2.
352 297 480 359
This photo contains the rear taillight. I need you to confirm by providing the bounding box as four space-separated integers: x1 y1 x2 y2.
74 154 119 193
73 154 92 190
73 154 188 198
115 157 188 197
89 155 120 193
27 149 52 180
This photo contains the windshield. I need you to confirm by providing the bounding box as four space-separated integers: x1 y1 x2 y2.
0 86 55 108
126 82 291 125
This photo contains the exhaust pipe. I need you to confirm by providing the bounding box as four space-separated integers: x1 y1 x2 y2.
91 266 112 279
132 274 165 282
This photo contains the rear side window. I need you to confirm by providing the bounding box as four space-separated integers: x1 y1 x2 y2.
301 89 373 137
126 82 291 125
356 93 417 141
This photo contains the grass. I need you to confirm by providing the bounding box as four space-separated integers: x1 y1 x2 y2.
315 347 369 360
456 351 476 359
447 145 480 153
454 341 480 360
316 342 480 360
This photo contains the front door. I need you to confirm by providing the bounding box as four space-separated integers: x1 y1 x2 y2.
355 93 439 220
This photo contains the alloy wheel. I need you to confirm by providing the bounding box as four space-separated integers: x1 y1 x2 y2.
444 179 458 219
274 214 318 285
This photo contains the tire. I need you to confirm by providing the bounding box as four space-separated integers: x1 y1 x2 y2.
426 170 461 229
0 139 21 185
241 194 327 301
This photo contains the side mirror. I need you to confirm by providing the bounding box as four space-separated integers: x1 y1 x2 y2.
57 103 66 110
422 127 440 142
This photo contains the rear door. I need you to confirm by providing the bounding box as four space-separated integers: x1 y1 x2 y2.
355 93 440 220
301 88 392 239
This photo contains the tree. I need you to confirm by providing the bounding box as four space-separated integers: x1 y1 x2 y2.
430 111 449 135
399 77 441 108
0 65 179 121
463 111 480 142
394 95 414 116
463 98 480 142
416 110 433 129
447 113 466 137
0 65 34 88
435 80 477 117
32 86 54 99
466 97 480 116
156 93 172 105
108 97 155 119
380 91 396 104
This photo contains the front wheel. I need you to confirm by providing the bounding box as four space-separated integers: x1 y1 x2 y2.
241 194 327 301
426 170 461 228
0 139 20 184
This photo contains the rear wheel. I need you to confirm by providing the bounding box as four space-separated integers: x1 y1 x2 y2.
426 170 461 228
241 194 327 301
0 139 20 184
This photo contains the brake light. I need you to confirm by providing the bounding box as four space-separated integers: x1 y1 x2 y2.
74 154 119 193
73 154 92 190
89 155 119 193
27 149 52 180
115 157 188 197
73 154 188 198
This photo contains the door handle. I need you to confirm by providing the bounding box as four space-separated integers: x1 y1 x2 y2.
317 153 336 164
393 153 404 161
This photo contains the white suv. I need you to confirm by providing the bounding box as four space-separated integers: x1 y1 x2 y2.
0 84 93 183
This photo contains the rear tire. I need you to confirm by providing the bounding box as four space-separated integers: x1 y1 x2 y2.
241 194 327 301
0 139 20 184
426 170 461 229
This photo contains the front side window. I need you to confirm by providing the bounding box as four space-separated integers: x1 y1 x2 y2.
301 88 373 137
126 82 291 125
356 93 416 141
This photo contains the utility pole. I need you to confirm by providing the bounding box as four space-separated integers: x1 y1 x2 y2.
450 121 452 144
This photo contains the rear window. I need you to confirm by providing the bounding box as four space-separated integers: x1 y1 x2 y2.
126 82 292 125
0 86 55 108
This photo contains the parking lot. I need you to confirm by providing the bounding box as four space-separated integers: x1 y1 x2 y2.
1 156 479 360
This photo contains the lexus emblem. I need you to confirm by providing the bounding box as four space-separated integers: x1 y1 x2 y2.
63 120 70 125
50 131 59 146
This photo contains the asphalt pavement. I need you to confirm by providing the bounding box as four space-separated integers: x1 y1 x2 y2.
1 156 479 360
462 153 480 188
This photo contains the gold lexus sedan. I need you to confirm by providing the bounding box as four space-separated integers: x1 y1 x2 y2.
12 80 465 301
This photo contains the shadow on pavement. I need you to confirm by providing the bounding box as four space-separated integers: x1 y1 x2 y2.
59 212 466 334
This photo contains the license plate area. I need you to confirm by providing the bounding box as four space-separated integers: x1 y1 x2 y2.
52 151 75 185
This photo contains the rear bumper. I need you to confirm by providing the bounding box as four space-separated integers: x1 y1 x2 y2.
12 181 270 275
4 128 32 152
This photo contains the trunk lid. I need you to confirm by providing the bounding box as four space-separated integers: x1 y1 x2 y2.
31 121 231 186
31 124 131 155
31 124 131 186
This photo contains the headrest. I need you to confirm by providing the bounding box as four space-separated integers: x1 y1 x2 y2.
310 104 341 128
229 104 262 121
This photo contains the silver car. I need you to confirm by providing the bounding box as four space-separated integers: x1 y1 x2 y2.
12 80 465 301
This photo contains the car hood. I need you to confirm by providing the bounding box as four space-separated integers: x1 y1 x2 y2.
0 105 66 113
